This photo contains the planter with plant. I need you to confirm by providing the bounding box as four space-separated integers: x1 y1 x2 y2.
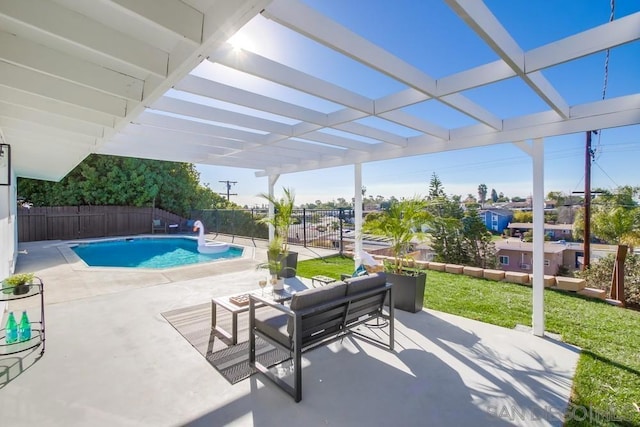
256 236 288 289
258 187 298 281
363 196 430 313
2 273 35 296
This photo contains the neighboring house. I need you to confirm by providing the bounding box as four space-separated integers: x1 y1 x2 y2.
507 222 574 241
479 208 513 234
503 201 532 210
494 240 584 275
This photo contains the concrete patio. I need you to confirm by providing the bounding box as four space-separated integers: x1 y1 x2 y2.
1 237 580 426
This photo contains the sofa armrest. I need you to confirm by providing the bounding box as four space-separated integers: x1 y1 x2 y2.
249 293 295 315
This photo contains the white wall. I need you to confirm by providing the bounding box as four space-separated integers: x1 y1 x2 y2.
0 170 17 314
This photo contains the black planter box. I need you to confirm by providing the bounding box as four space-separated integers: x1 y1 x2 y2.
278 251 298 278
386 271 426 313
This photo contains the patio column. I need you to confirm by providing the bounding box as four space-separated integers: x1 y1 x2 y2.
531 138 545 336
267 174 279 242
354 163 363 267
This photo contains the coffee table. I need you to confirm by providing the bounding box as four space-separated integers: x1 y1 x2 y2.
211 288 293 345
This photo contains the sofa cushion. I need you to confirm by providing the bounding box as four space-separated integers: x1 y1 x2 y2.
287 281 347 337
289 281 347 311
345 272 387 296
254 307 290 348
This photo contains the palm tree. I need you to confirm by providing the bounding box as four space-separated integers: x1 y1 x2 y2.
363 196 431 274
477 183 487 208
257 187 298 279
257 187 296 253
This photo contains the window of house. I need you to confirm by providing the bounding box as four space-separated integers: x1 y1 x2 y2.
499 255 509 265
544 259 550 266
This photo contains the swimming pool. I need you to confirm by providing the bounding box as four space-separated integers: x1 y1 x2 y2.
71 237 243 269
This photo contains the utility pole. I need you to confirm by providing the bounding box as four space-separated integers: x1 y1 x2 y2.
219 180 237 201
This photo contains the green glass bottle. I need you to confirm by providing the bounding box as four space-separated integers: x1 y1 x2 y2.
5 311 18 344
19 310 31 342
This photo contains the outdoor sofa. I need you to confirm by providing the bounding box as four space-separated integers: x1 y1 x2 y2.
249 272 394 402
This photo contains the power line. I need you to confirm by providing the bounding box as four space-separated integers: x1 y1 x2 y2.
595 0 616 160
593 161 620 188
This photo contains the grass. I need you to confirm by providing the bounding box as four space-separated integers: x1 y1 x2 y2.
297 255 640 426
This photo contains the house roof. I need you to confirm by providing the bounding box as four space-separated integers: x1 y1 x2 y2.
495 240 583 254
508 223 574 230
1 1 638 182
480 208 513 216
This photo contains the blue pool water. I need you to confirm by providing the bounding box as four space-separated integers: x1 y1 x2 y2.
71 237 243 269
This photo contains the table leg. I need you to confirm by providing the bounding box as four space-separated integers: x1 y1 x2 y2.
211 300 217 329
231 312 238 345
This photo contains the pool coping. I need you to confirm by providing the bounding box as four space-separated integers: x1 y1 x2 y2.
56 234 256 273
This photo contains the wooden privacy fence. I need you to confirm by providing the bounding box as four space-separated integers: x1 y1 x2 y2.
17 206 184 242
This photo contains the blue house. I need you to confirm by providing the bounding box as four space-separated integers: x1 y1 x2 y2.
479 208 513 234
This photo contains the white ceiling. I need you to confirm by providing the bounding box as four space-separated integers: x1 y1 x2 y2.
1 0 639 182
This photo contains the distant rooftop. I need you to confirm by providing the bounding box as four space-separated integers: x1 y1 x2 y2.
507 223 574 230
495 240 583 254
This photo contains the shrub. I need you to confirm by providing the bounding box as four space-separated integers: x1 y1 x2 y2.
577 253 640 306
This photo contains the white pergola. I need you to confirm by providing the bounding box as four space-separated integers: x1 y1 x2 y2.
1 0 639 336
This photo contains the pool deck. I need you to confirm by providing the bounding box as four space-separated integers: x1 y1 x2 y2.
2 234 580 426
12 234 337 308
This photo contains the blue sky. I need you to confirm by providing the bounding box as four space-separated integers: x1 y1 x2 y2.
195 1 640 207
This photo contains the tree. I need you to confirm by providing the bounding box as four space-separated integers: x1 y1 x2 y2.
464 194 478 207
425 176 495 266
17 154 228 217
461 205 497 268
428 173 445 199
363 196 431 274
546 191 566 206
477 184 487 208
573 186 640 247
513 211 533 223
491 188 498 203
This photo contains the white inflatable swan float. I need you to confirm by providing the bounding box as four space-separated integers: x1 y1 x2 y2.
192 220 229 254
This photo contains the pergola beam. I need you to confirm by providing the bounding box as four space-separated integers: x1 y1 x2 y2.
263 0 502 128
446 0 569 118
0 31 144 101
0 0 169 78
0 61 128 117
109 0 204 45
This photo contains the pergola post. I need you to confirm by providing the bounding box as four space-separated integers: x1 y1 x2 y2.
532 138 545 336
267 174 279 242
354 163 363 267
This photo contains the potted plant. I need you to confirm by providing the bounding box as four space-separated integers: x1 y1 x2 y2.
362 196 430 313
2 273 35 296
258 187 298 279
257 236 287 290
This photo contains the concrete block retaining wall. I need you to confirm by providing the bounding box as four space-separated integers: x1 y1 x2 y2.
463 266 484 278
428 262 446 271
483 269 505 281
529 274 556 287
344 255 602 303
445 264 464 274
504 271 530 284
554 276 586 291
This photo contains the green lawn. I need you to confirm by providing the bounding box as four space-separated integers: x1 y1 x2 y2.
297 255 640 426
